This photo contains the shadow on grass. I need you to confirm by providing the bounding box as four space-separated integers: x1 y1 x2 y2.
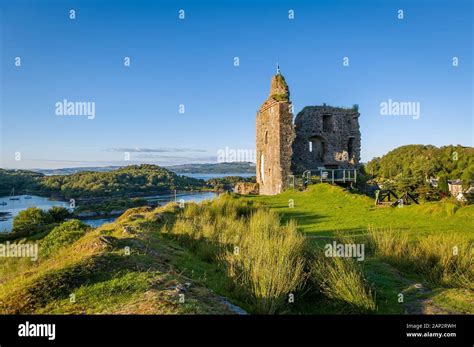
1 250 164 314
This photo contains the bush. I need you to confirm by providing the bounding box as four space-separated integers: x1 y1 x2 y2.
311 255 376 313
12 207 53 237
221 210 307 314
162 195 308 314
48 206 72 223
40 220 90 258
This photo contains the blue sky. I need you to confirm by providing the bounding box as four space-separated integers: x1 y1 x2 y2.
1 0 472 169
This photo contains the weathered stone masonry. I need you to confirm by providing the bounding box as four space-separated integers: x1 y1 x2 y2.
291 105 361 174
256 72 361 195
256 74 294 195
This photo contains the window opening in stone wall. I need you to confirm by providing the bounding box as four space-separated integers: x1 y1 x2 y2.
323 114 333 132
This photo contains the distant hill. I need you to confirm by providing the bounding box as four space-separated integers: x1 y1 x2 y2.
0 169 44 196
166 162 255 174
0 165 205 198
33 166 122 176
365 145 474 194
32 162 256 176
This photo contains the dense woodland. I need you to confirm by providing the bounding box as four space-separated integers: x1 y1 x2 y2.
365 145 474 198
0 169 44 196
0 165 205 198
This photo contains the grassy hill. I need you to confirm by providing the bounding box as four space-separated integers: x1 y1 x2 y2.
0 208 238 314
0 165 205 198
1 185 472 315
365 144 474 192
246 184 474 239
245 185 473 314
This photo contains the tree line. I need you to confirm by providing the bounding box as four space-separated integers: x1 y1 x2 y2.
365 145 474 199
0 165 205 198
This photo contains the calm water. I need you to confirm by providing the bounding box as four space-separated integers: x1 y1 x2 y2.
0 191 218 233
183 173 254 180
0 195 70 233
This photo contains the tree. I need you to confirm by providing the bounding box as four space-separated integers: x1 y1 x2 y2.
438 175 449 195
460 166 474 189
12 207 53 237
48 206 72 223
415 183 440 202
365 145 474 200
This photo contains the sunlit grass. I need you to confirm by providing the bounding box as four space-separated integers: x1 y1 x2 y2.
367 227 473 289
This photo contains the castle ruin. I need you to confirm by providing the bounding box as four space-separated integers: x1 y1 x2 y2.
255 73 294 195
255 70 361 195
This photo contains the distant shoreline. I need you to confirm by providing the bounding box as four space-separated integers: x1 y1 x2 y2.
25 162 256 176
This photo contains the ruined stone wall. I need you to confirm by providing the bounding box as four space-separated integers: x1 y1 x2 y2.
233 182 259 195
256 74 295 195
291 106 361 174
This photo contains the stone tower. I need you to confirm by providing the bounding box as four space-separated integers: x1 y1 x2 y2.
256 71 295 195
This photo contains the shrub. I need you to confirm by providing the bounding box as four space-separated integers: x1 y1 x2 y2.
311 255 376 313
221 210 307 314
40 220 90 258
48 206 72 223
366 227 409 262
162 195 308 314
12 207 53 237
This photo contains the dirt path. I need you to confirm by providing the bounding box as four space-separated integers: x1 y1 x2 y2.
376 261 456 314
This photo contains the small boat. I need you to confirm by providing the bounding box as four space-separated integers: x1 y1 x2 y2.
9 188 20 201
24 191 32 199
0 201 7 206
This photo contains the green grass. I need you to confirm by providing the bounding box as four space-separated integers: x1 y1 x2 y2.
246 184 474 239
367 228 473 289
431 288 474 314
0 210 237 315
161 196 308 314
1 184 472 315
361 259 407 314
40 220 90 258
311 255 377 313
244 184 474 314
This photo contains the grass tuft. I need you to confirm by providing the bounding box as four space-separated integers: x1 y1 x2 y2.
367 227 473 289
163 195 308 314
311 255 377 313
